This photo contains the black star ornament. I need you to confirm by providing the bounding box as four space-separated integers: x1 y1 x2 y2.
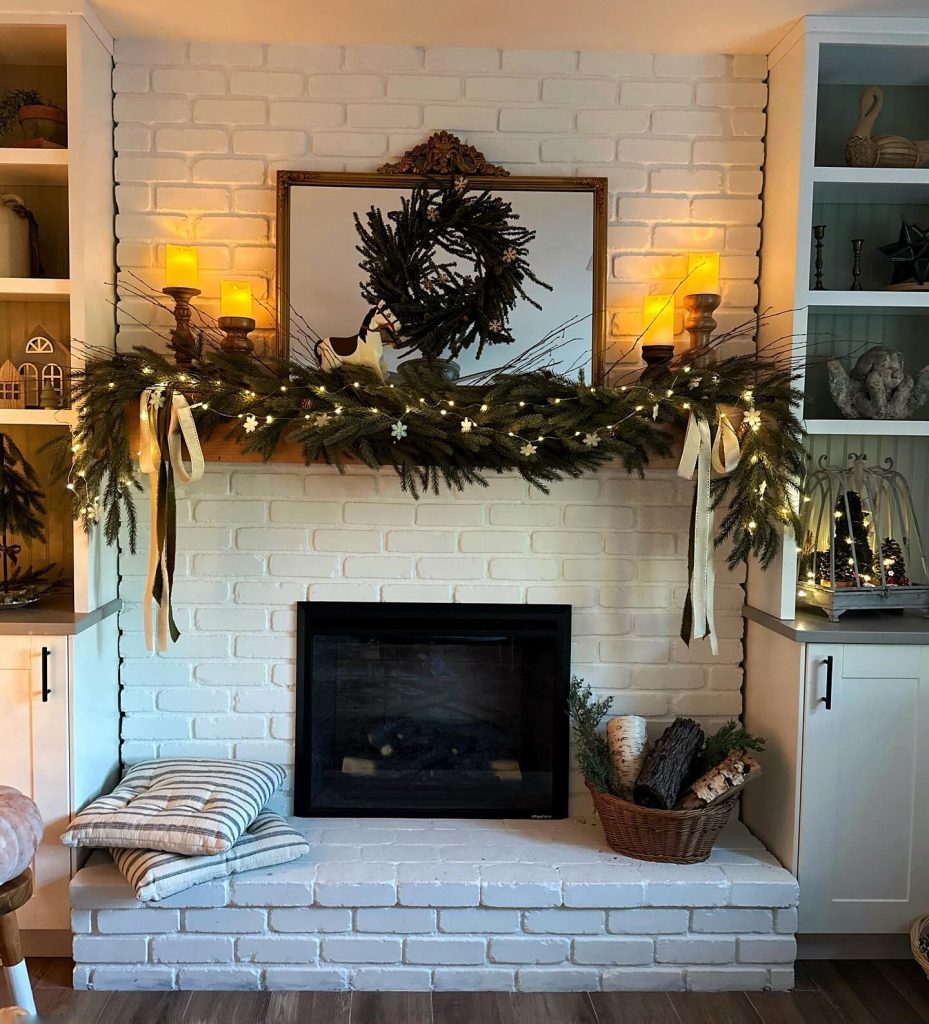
879 220 929 287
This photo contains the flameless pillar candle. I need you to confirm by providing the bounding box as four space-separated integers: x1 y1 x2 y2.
686 252 720 295
642 294 675 346
220 280 254 319
164 244 199 289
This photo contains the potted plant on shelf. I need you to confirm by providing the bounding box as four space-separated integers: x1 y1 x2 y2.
0 89 66 148
568 677 765 864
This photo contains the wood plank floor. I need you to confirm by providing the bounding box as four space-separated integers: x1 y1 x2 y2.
0 959 926 1023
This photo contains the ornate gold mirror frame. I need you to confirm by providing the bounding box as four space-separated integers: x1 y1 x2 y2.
276 131 609 381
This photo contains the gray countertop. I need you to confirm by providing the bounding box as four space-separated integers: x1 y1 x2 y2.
744 604 929 644
0 596 120 636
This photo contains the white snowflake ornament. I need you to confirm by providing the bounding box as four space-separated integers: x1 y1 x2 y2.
502 246 518 264
460 417 474 434
454 176 469 193
583 432 600 448
391 421 408 441
243 414 258 434
744 409 762 432
314 412 332 427
520 442 537 457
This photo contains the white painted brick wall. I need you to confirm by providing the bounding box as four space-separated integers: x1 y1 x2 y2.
112 40 764 802
119 464 747 812
113 40 765 349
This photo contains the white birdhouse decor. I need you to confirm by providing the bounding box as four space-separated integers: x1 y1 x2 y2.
14 325 65 408
0 360 24 409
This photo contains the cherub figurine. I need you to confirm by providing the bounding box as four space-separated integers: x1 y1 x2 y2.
828 346 929 419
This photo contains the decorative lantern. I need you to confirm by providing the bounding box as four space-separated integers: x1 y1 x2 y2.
797 454 929 620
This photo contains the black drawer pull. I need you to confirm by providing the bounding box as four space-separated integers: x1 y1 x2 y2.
41 646 51 702
819 655 833 711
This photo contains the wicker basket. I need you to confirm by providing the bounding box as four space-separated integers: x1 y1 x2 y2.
910 914 929 980
587 782 739 864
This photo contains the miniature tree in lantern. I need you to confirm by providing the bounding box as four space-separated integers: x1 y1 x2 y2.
829 489 874 585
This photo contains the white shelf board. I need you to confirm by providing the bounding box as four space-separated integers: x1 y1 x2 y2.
0 148 67 186
804 290 929 311
812 167 929 204
0 278 69 301
0 408 74 427
804 418 929 436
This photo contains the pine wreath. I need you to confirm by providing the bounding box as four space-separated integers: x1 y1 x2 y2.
354 182 552 362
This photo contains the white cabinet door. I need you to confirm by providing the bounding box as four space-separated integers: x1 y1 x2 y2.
798 644 929 934
0 635 71 929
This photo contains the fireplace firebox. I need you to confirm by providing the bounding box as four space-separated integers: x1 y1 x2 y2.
295 602 570 818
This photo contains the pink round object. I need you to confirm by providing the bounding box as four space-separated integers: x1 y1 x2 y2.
0 786 42 885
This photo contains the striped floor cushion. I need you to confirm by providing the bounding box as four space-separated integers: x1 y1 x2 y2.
112 811 310 902
62 758 287 856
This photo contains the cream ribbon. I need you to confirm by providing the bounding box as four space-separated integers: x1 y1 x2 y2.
677 411 740 655
139 388 204 652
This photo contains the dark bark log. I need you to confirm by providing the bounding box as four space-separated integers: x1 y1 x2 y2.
633 717 704 809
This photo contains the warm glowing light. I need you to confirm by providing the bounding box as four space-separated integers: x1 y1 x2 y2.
687 252 720 295
221 280 253 318
165 244 199 289
642 294 674 346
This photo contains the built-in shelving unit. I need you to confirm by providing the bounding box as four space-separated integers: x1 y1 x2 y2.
0 13 116 618
751 17 929 619
0 6 119 947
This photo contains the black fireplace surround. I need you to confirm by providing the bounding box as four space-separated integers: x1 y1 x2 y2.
295 602 570 818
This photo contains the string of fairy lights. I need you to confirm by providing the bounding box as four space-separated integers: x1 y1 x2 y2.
66 353 769 536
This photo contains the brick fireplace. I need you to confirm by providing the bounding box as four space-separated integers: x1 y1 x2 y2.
294 601 570 818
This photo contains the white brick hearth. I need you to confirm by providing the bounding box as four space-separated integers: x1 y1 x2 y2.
71 817 797 993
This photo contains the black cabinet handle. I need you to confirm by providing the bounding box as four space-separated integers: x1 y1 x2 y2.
819 655 833 711
41 646 51 702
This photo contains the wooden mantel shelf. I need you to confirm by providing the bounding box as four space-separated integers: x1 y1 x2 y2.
126 405 350 464
126 405 686 469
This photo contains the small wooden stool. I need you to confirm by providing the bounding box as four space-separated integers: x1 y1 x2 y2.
0 871 35 1015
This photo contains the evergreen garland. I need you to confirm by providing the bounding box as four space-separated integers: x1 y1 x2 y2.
354 183 552 361
61 342 805 574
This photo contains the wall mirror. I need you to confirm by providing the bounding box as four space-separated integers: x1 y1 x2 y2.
277 133 608 382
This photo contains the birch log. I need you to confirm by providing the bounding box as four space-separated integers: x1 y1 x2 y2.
606 716 649 792
633 717 703 810
676 749 762 809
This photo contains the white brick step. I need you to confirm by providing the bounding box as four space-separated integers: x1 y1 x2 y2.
71 817 797 993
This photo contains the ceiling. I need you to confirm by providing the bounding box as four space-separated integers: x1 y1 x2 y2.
90 0 926 54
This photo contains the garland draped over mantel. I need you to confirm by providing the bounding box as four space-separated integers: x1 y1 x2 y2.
61 344 805 649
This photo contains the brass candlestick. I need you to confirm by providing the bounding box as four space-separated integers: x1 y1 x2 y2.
162 285 201 366
683 292 721 352
218 315 255 354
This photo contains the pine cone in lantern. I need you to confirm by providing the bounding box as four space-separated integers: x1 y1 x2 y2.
880 537 910 586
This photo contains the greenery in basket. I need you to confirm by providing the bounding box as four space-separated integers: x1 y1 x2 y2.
568 677 624 799
0 89 60 135
568 678 766 804
697 720 765 775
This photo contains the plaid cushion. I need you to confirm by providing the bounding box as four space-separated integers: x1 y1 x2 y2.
112 811 309 902
62 758 286 856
